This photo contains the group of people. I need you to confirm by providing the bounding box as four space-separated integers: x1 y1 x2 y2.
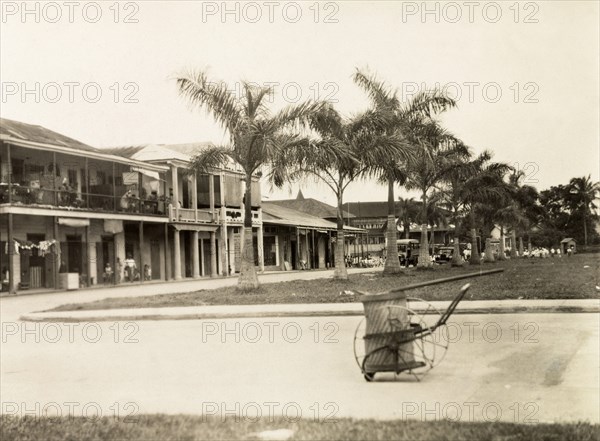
521 245 574 258
102 255 152 284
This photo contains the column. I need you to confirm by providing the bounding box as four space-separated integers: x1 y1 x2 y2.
208 174 215 218
311 229 316 269
305 230 310 269
53 216 60 288
295 227 300 270
84 157 89 208
327 231 332 268
86 225 92 286
171 165 179 220
257 224 264 273
7 213 15 294
173 228 182 280
139 221 144 283
200 237 205 277
113 234 119 285
210 231 217 277
7 144 12 204
112 162 116 212
192 230 200 278
164 223 171 280
219 173 228 276
192 173 198 221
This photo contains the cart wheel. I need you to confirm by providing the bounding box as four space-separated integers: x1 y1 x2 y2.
364 372 375 382
405 298 450 368
353 316 367 370
381 305 446 381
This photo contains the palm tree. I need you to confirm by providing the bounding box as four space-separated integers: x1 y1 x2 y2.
405 122 468 268
398 196 420 239
275 103 406 279
506 170 541 257
176 70 323 290
439 151 512 265
567 175 600 246
353 69 456 274
425 192 448 255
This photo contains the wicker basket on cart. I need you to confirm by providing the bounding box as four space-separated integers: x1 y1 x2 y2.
360 291 421 373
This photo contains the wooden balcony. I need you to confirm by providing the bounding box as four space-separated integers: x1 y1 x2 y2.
168 205 217 223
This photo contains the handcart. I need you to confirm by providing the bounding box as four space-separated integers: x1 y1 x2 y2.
353 268 504 381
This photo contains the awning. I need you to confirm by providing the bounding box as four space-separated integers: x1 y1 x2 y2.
131 166 160 180
58 218 90 228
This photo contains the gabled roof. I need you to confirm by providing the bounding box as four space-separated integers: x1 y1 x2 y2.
262 202 362 232
0 118 97 152
560 238 576 243
164 142 215 156
268 197 354 219
1 118 167 171
102 144 190 162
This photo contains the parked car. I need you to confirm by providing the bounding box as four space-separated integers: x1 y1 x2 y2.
436 247 454 263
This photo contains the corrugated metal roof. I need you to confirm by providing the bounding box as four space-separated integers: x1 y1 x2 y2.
0 118 97 152
268 197 355 219
262 202 363 232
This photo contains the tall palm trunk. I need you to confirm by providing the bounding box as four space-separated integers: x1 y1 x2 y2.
484 237 495 262
334 192 348 280
469 211 481 264
498 225 507 260
404 223 410 239
518 236 524 257
451 214 463 266
417 190 432 268
583 210 588 246
510 230 517 258
237 173 259 291
383 180 401 274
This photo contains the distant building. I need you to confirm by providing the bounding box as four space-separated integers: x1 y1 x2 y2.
267 191 365 257
560 238 576 254
261 202 362 271
346 201 453 256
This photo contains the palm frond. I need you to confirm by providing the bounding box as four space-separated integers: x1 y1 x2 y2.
188 145 232 174
176 70 241 134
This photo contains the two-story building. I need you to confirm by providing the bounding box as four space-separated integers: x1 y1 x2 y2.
104 143 264 279
0 118 170 294
0 119 266 295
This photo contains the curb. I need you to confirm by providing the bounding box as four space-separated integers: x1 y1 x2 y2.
20 302 600 322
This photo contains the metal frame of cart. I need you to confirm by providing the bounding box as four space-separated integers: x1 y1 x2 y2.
353 268 504 382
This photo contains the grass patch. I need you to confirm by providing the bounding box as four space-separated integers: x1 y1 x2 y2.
1 415 598 441
49 253 600 312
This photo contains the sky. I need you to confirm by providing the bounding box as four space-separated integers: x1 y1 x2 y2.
1 0 598 206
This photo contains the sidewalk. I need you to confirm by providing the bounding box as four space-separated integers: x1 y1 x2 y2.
21 298 600 322
0 267 379 322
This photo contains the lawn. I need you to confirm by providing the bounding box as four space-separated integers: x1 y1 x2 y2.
1 415 598 441
49 253 600 312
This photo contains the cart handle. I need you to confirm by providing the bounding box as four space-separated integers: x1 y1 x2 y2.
435 283 470 328
360 268 504 303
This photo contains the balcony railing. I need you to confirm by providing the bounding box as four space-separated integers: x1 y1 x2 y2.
224 208 261 224
168 205 217 223
0 183 169 216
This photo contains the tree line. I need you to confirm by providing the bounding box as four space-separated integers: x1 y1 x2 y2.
175 68 599 290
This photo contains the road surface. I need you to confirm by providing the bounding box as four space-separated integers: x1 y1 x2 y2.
1 313 598 423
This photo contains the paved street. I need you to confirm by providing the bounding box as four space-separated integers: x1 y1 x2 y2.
2 313 598 423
